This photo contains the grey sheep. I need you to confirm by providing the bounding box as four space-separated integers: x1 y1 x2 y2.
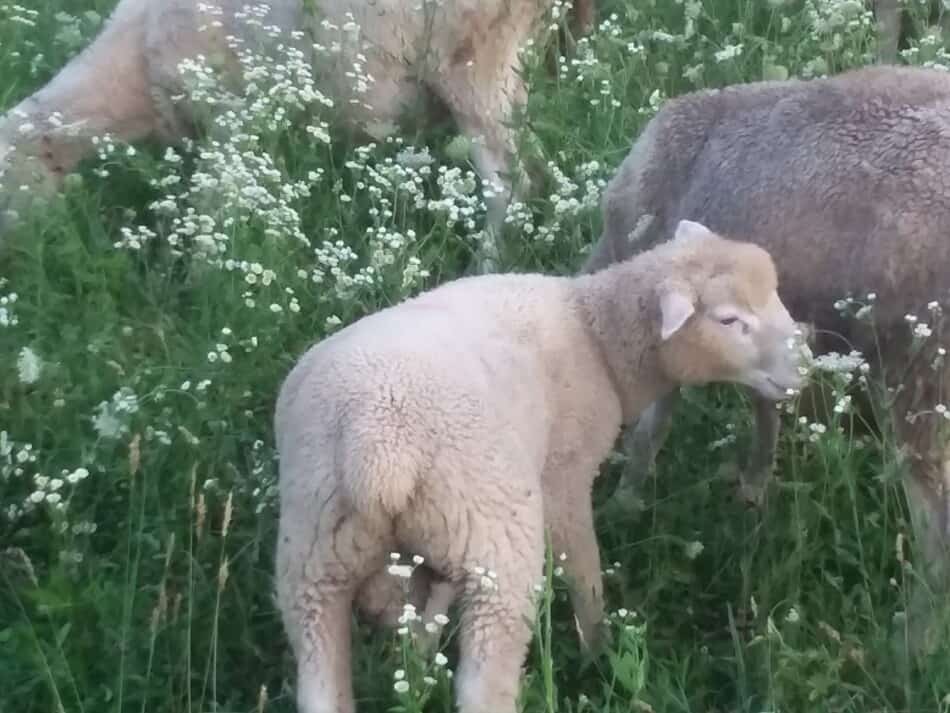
583 63 950 651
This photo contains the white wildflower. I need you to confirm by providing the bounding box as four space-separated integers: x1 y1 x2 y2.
387 563 413 578
684 540 704 559
16 346 42 384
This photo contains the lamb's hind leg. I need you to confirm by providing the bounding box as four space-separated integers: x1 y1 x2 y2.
277 494 391 713
355 564 434 629
355 564 457 655
448 489 544 713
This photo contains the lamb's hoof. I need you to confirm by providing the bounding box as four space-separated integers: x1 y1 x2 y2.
575 616 611 661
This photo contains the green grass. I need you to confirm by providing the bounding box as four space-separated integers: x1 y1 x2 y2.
4 1 950 711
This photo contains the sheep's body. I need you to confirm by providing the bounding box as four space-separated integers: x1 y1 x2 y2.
275 221 804 713
583 63 950 648
276 273 620 713
0 0 592 255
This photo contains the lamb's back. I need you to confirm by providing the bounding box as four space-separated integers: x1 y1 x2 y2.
275 274 580 496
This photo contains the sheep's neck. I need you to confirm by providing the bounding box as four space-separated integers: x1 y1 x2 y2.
572 263 676 425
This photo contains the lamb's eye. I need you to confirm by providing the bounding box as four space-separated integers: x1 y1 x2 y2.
719 316 739 326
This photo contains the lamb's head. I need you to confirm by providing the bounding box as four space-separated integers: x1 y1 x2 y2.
654 220 807 401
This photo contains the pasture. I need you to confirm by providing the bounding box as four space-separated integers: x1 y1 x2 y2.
2 1 950 711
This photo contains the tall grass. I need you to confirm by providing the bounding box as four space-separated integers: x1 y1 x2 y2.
3 1 950 711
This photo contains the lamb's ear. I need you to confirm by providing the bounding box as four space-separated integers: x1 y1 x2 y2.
659 289 696 341
673 219 715 243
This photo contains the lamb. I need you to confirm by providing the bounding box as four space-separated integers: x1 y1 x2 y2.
0 0 594 263
581 63 950 651
273 218 806 713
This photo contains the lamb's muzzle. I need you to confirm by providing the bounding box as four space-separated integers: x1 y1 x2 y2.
739 296 808 401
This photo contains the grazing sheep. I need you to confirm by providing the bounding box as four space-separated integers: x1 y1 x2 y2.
0 0 593 261
274 218 806 713
582 63 950 650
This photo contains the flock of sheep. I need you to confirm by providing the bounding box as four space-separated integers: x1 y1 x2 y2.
4 1 950 711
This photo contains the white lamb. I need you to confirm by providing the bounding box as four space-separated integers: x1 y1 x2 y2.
0 0 593 262
273 219 807 713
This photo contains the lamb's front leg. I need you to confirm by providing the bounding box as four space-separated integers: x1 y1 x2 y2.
613 390 679 506
548 495 607 654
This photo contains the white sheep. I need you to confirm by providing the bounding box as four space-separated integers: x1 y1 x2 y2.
0 0 594 265
581 63 950 653
273 218 806 713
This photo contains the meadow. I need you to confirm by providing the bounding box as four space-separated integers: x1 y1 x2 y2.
3 0 950 711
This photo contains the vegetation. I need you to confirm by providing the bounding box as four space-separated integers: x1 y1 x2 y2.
3 0 950 711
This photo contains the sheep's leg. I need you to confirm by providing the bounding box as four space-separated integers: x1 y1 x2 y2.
613 390 679 505
450 497 544 713
354 563 457 655
549 498 606 654
572 0 597 37
293 585 357 713
277 491 392 713
354 564 433 629
735 391 782 507
431 55 531 274
880 340 950 656
938 0 950 47
889 396 950 655
875 0 901 63
415 579 459 657
323 48 426 144
454 568 541 713
896 438 950 657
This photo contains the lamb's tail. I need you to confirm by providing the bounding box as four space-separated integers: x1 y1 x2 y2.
339 425 423 518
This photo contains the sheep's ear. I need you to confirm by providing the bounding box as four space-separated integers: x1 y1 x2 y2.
659 289 695 341
673 219 714 243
